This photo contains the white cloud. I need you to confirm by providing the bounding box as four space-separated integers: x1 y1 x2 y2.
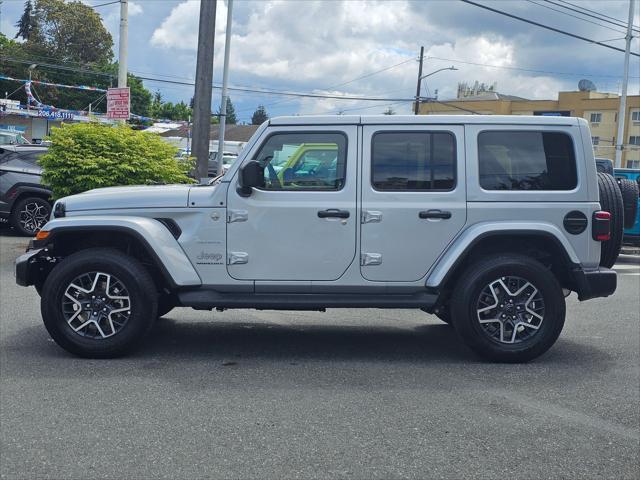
144 0 639 119
129 2 144 17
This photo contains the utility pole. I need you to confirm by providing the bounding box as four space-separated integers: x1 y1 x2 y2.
217 0 234 176
414 46 424 115
192 0 217 182
615 0 635 168
118 0 128 88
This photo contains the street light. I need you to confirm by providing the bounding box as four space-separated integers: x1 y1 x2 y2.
414 65 458 115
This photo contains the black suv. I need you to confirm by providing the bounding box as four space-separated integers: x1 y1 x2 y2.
0 145 51 235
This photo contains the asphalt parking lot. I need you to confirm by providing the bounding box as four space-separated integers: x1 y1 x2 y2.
1 230 638 480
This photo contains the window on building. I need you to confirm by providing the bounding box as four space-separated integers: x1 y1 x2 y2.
630 136 640 146
590 113 602 123
478 131 577 191
632 111 640 122
592 136 600 146
371 131 456 191
253 132 347 191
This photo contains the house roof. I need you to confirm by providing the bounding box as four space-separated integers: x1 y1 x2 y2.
159 124 260 142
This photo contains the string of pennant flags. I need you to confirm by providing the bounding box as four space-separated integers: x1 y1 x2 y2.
0 74 173 124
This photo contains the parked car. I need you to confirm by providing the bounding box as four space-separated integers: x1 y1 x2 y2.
207 152 238 177
614 168 640 245
17 115 620 362
0 145 52 235
0 130 30 145
595 158 638 236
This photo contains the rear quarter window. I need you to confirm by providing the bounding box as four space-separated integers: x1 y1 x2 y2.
478 131 577 191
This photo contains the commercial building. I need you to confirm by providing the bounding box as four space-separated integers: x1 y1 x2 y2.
418 88 640 168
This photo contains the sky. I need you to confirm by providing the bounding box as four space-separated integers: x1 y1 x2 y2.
1 0 639 123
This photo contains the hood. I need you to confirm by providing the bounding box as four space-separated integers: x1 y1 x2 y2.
62 184 194 212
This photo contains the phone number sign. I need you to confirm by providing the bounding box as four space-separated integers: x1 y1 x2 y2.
107 87 130 119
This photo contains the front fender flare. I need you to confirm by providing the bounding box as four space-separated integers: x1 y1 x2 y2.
426 222 580 288
38 216 202 287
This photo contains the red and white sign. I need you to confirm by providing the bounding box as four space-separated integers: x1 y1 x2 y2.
107 87 130 119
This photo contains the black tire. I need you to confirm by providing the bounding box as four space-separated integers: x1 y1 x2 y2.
451 254 566 363
597 173 624 268
10 196 51 236
617 178 639 229
41 248 157 358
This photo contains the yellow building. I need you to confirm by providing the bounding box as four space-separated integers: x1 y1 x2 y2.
418 90 640 168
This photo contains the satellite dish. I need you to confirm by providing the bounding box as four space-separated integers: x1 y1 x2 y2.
578 79 597 92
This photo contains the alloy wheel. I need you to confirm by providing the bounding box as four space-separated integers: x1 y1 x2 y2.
62 272 132 339
19 201 49 234
476 276 545 344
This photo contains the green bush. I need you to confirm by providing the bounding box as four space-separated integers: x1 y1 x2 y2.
40 122 194 199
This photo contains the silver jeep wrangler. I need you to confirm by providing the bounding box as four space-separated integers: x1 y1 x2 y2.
16 115 621 362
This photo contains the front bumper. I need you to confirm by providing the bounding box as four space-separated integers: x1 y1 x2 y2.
15 248 44 287
571 267 617 301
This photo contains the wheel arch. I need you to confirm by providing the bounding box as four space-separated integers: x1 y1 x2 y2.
8 185 52 211
427 225 580 304
33 216 201 291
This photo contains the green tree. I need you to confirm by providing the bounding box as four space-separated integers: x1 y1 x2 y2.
383 106 396 115
15 0 36 41
40 122 194 199
251 105 269 125
24 0 113 64
217 97 237 124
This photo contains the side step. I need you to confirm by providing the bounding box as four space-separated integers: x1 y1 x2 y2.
177 288 437 310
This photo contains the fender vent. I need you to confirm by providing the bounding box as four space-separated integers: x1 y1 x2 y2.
155 218 182 239
563 211 588 235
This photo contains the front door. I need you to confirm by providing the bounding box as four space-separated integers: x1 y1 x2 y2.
226 127 358 281
360 125 467 282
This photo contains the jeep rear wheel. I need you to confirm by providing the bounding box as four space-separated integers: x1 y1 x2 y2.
451 254 565 363
41 248 157 358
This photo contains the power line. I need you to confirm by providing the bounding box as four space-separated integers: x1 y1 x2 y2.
426 55 640 79
90 0 120 8
235 56 416 114
525 0 627 34
548 0 640 33
1 56 114 78
459 0 639 57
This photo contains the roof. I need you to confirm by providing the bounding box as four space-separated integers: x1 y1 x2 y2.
268 115 581 126
159 124 259 142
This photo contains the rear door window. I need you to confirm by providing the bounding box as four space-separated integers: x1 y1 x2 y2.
478 131 577 190
371 131 456 191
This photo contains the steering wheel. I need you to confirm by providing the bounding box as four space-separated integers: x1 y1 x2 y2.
266 162 282 189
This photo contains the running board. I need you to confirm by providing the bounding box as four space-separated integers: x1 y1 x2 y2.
177 288 437 310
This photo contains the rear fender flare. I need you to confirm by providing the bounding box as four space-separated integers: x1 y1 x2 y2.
426 222 580 288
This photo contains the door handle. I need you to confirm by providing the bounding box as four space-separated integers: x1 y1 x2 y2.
318 209 350 219
419 209 452 219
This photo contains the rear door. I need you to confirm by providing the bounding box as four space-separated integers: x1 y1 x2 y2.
360 125 466 282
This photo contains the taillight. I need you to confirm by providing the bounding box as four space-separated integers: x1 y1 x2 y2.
592 211 611 241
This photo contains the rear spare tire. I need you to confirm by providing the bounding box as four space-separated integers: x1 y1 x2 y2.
597 173 624 268
617 178 639 229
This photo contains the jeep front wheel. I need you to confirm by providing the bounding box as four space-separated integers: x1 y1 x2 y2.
40 248 157 358
451 254 565 363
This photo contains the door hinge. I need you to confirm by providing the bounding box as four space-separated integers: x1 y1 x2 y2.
361 253 382 266
361 210 382 224
228 252 249 265
227 209 248 223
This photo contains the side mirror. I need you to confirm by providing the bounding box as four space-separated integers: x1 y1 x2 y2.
238 160 265 197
